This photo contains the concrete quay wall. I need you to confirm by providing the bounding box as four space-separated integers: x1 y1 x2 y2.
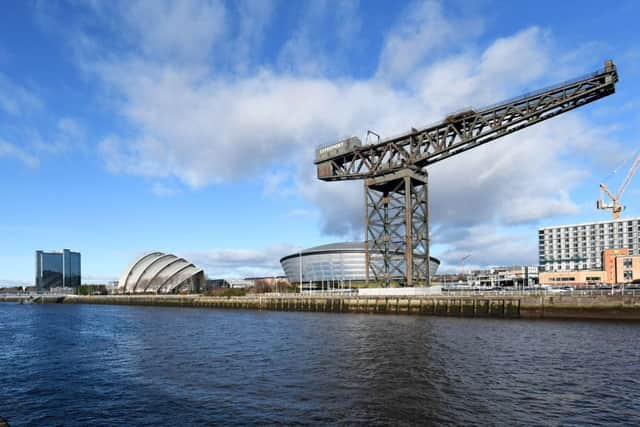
3 294 640 320
519 295 640 320
63 295 523 317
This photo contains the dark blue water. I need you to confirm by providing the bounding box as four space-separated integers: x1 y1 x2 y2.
1 304 639 426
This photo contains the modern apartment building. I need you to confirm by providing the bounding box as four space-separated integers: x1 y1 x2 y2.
539 217 640 272
35 249 81 291
538 248 640 285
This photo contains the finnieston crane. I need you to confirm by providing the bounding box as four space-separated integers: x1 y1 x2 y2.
315 60 619 287
597 150 640 219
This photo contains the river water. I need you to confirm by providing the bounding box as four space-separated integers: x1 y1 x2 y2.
0 303 639 426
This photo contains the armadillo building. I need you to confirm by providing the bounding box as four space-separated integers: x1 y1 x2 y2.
280 242 440 287
118 252 204 294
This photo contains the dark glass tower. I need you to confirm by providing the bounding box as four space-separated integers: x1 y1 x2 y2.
35 249 81 291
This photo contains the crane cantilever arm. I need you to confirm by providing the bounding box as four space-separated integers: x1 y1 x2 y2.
617 153 640 198
600 182 617 202
317 60 619 181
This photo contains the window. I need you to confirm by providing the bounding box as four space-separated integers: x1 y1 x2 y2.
624 258 632 269
550 277 575 282
624 271 633 280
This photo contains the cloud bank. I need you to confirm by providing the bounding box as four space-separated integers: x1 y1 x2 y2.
60 0 620 271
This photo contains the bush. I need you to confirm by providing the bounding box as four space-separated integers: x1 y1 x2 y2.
76 285 107 295
203 288 247 297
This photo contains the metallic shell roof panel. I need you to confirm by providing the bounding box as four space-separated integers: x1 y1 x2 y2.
280 242 441 264
118 252 202 294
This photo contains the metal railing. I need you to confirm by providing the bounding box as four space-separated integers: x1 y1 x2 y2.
441 289 640 297
246 289 640 298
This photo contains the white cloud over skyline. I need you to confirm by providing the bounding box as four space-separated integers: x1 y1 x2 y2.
74 0 626 272
184 244 296 279
2 0 627 280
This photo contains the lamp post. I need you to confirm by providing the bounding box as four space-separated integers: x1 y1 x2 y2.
299 248 303 294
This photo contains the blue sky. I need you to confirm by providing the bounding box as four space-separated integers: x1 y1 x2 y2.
1 0 639 284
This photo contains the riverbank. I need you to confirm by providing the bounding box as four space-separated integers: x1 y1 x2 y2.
3 293 640 320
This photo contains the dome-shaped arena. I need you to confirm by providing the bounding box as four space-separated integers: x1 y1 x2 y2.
118 252 204 294
280 242 440 287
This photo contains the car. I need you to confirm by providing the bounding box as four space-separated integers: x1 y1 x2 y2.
546 286 573 294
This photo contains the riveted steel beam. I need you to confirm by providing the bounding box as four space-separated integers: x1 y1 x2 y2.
365 169 429 287
316 61 618 181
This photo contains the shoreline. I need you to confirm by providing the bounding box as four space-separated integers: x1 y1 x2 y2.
2 294 640 320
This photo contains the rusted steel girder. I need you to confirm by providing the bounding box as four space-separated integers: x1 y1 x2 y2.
365 169 430 287
316 60 618 181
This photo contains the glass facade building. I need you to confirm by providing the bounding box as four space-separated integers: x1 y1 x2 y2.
35 249 81 291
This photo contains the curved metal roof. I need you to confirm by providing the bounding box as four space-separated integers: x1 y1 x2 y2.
302 242 364 253
118 252 203 294
280 242 440 264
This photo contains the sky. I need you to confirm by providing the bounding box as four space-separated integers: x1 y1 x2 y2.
1 0 639 285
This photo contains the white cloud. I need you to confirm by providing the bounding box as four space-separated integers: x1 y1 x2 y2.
377 0 482 81
151 182 181 197
184 244 296 278
334 0 362 45
57 117 84 140
427 114 596 227
0 140 40 168
412 27 551 116
262 170 295 198
30 117 86 154
0 68 85 167
287 208 315 218
0 72 42 116
229 0 274 73
434 224 537 271
91 61 424 187
297 169 363 237
75 1 622 267
123 0 226 63
275 0 364 76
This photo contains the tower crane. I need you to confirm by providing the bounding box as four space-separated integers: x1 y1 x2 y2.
315 60 619 287
597 151 640 219
460 254 471 284
460 254 471 276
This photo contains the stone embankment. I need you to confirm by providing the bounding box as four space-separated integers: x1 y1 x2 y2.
3 293 640 320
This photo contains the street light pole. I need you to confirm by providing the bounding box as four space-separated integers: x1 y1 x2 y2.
299 249 303 294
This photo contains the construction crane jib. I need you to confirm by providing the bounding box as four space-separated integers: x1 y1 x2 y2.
598 151 640 219
315 60 619 287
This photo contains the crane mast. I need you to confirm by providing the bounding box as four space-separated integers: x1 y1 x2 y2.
598 151 640 219
315 60 618 287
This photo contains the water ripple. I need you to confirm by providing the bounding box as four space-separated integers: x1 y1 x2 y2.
0 304 639 426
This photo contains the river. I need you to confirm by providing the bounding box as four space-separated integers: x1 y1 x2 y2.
1 303 638 425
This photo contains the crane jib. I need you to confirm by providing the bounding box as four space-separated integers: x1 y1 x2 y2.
598 150 640 219
315 60 618 181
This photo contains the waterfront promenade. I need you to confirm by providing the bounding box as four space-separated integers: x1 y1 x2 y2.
3 292 640 320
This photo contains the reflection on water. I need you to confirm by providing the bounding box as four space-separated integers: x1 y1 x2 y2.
1 304 639 426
